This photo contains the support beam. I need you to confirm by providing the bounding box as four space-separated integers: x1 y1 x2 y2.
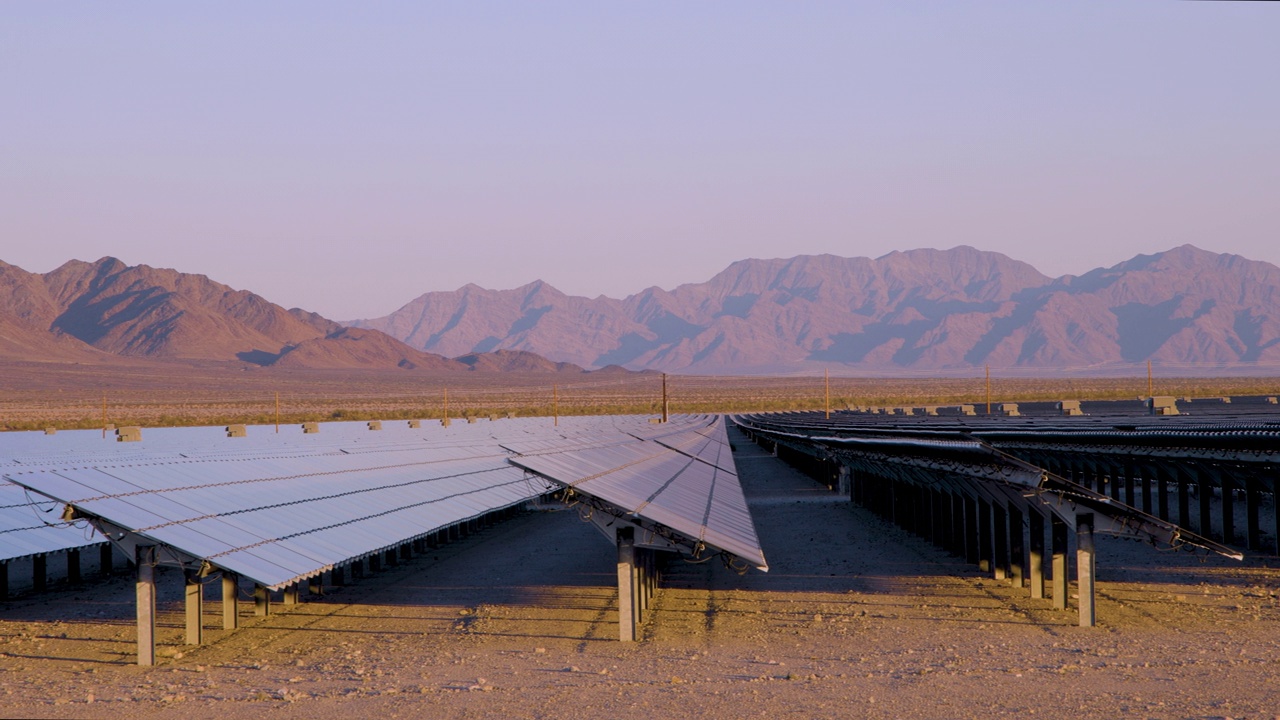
222 574 239 630
1051 515 1068 611
1028 509 1045 599
617 527 637 642
1197 466 1213 539
283 584 300 605
309 575 324 596
1221 472 1235 546
253 583 270 617
964 494 979 566
1176 464 1191 530
1076 513 1096 628
185 577 204 645
1157 464 1170 521
136 546 157 667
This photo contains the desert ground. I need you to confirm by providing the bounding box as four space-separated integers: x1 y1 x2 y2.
0 424 1277 719
2 360 1278 431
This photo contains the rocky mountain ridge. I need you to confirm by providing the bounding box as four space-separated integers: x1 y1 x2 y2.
350 245 1280 373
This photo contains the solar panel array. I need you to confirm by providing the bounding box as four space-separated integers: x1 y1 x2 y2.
1 414 768 588
512 418 767 570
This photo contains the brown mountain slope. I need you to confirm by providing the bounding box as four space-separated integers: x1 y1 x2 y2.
272 327 467 371
352 245 1280 373
455 349 585 373
39 258 332 360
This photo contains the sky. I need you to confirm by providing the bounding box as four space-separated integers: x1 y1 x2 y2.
2 2 1277 320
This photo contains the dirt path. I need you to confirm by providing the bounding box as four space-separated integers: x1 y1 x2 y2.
1 426 1277 718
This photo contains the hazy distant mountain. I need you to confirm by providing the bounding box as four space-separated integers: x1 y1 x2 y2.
351 245 1280 373
0 257 589 374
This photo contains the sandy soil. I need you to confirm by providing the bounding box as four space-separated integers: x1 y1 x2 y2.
1 426 1278 719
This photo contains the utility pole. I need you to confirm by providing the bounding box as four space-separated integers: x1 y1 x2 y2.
824 368 830 420
553 384 559 427
443 388 449 424
661 373 669 423
275 392 280 434
985 365 991 415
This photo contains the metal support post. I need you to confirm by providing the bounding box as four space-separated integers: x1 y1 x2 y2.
1197 466 1213 538
964 494 979 566
185 576 204 645
1123 461 1135 508
284 584 300 605
1157 464 1170 521
1051 515 1068 611
838 466 851 499
1176 465 1191 530
309 575 324 596
1028 509 1045 599
136 546 157 666
0 562 7 601
1221 472 1235 546
254 583 270 617
1245 475 1261 551
100 543 114 578
978 499 993 573
617 527 637 642
1008 504 1025 588
331 566 345 586
1076 513 1096 627
993 502 1009 580
67 548 81 585
33 554 46 593
222 573 239 630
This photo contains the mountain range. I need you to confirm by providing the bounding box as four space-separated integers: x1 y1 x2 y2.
3 245 1279 375
0 257 590 374
351 245 1280 374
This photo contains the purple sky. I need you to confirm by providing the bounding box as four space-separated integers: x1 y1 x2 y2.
2 2 1277 320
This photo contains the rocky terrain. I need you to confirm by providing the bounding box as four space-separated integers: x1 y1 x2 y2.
353 245 1280 374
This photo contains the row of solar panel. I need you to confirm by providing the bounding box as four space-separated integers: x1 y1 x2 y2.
0 414 766 593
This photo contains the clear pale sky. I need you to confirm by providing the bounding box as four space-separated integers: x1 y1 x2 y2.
2 3 1277 320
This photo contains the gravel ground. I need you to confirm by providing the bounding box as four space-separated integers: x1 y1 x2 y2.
1 426 1277 719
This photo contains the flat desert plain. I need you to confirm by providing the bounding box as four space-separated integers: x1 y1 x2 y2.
0 426 1277 719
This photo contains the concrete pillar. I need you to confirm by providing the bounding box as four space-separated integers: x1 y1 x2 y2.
136 546 157 667
1028 509 1045 599
185 577 204 645
1076 513 1096 627
992 503 1009 580
222 573 239 630
617 527 637 642
100 543 114 578
1008 504 1025 588
33 554 47 593
254 584 270 617
1051 515 1068 611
